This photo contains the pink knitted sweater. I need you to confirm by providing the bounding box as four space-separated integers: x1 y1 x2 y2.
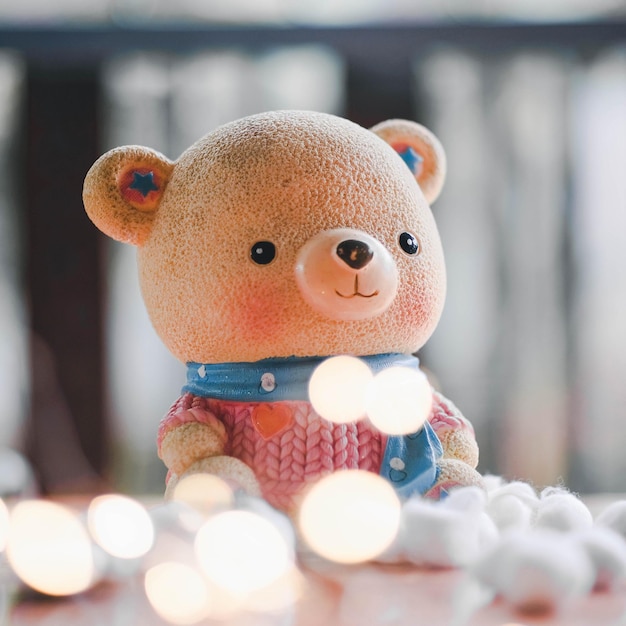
158 391 471 511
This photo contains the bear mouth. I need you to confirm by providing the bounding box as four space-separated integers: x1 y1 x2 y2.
335 275 379 299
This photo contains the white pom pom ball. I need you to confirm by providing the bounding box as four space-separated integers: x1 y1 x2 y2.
575 526 626 591
472 530 594 613
535 489 593 533
596 500 626 540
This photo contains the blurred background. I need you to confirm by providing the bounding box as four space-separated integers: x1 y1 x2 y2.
0 0 625 497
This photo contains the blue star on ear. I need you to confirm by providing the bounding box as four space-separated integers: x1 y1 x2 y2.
129 171 159 197
397 146 423 176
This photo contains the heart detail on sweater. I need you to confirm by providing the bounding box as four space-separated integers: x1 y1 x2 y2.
251 404 294 440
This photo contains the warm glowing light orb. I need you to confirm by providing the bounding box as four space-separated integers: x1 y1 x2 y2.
365 366 433 435
145 562 211 625
245 566 305 613
172 473 235 513
87 494 154 559
0 498 10 552
298 470 401 563
7 500 95 596
195 510 292 594
308 355 373 423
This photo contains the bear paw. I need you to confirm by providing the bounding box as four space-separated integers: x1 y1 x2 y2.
424 458 484 499
164 455 262 500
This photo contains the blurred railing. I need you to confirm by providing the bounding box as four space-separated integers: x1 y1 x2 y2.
1 20 626 493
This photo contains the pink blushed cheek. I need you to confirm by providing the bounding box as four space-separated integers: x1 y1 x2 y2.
227 282 289 342
395 281 437 331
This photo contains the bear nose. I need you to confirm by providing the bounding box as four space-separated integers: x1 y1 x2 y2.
336 239 374 270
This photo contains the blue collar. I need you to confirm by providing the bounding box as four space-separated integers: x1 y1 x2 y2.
183 353 420 402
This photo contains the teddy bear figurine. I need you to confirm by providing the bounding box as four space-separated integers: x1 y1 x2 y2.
83 110 482 512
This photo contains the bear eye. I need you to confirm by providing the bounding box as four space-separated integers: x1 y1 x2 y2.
399 232 420 256
250 241 276 265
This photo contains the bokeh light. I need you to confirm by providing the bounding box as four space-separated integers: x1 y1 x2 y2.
298 470 401 563
366 366 433 435
7 500 95 596
0 498 10 552
308 355 373 423
195 510 293 595
145 561 211 625
245 566 305 613
87 494 155 559
172 473 234 513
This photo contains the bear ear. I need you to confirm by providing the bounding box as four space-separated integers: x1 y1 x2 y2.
370 119 447 204
83 146 174 246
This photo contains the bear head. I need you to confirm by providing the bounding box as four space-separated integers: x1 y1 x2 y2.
83 110 447 365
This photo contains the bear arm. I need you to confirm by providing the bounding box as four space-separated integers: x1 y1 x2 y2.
158 402 228 476
428 390 479 468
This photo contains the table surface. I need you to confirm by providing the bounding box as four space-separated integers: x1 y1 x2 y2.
9 494 626 626
9 560 626 626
